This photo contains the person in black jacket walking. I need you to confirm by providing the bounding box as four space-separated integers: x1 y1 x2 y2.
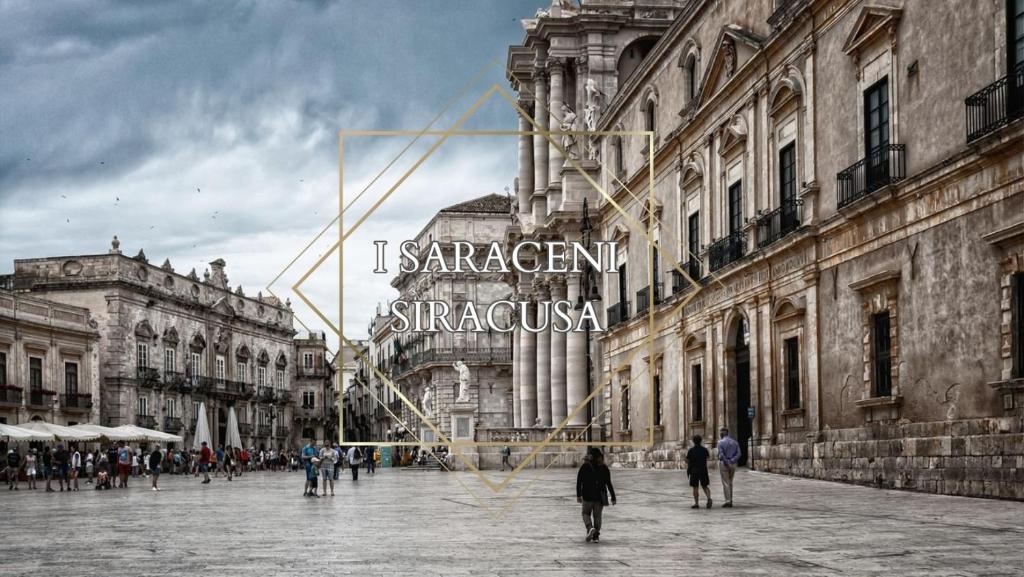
575 447 616 543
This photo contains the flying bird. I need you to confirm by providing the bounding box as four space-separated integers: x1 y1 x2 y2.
61 195 66 199
197 187 201 193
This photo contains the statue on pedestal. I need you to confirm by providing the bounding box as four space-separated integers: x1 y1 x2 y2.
559 103 579 160
453 360 471 402
421 385 434 419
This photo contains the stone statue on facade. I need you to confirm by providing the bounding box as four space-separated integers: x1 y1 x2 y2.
422 385 434 419
559 103 579 160
584 78 604 131
453 360 471 402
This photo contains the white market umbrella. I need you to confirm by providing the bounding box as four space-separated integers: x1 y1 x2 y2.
225 407 242 450
70 423 146 443
114 425 183 444
192 402 212 450
17 421 100 442
0 423 54 442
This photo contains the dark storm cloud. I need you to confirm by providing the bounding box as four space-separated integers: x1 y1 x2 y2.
0 0 544 339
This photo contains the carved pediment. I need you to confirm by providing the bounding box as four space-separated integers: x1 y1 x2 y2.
257 349 270 366
189 333 207 352
236 344 251 361
134 320 156 339
211 297 235 317
842 6 901 56
162 327 179 345
275 352 288 368
697 25 764 106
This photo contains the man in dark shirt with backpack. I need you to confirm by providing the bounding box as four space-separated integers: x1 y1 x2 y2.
575 447 616 543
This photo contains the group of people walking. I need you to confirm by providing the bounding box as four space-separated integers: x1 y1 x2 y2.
299 441 377 497
574 427 743 543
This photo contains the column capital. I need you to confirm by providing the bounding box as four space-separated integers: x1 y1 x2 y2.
546 57 566 75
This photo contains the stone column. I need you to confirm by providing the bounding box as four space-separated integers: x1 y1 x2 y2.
565 275 587 426
804 273 821 432
536 284 552 427
533 59 550 220
549 279 568 425
517 107 534 216
519 301 538 427
547 58 565 187
512 322 521 427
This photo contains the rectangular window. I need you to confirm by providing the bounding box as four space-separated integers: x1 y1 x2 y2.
137 344 149 368
1013 272 1024 378
620 380 631 431
1011 0 1024 70
258 366 267 387
236 362 246 382
138 396 149 417
653 371 663 426
193 401 200 423
165 398 175 419
303 391 315 408
29 357 42 390
617 262 628 304
779 142 797 207
276 369 285 390
691 364 703 422
785 337 801 410
164 349 176 373
872 311 893 397
728 181 743 235
215 355 226 380
0 351 6 386
189 352 201 377
687 211 700 266
303 353 314 369
864 77 890 154
65 362 79 396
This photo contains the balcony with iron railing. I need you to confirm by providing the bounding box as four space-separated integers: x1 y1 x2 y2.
837 144 906 208
60 393 93 412
297 365 328 379
707 231 747 272
28 388 57 408
966 64 1024 142
635 283 663 316
163 416 183 431
258 386 276 402
136 414 157 429
403 347 513 369
756 199 804 249
163 370 186 389
606 301 630 329
295 405 325 420
0 385 23 406
257 424 272 437
275 427 290 438
671 261 703 295
238 423 253 437
136 366 161 388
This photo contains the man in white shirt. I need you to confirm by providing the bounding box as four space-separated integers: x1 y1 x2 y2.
346 446 362 481
318 444 336 496
70 447 82 491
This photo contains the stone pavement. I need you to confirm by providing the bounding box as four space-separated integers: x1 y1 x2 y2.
1 467 1022 576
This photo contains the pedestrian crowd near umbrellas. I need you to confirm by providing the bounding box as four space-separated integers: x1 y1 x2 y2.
0 402 297 492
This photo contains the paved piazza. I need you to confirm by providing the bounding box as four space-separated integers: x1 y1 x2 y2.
2 468 1022 576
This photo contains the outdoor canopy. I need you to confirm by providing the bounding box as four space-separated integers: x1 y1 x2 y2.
0 422 55 442
70 423 146 442
114 425 183 444
17 421 101 442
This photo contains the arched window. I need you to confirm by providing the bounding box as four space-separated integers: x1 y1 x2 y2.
685 56 697 101
644 99 656 133
612 135 624 176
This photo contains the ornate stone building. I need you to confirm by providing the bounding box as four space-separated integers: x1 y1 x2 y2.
292 332 336 446
0 289 100 428
387 194 515 466
9 238 298 450
507 0 1024 499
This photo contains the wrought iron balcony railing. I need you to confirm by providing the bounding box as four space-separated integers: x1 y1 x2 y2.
136 414 157 429
606 301 630 329
966 64 1024 142
295 406 325 420
163 417 183 431
0 386 24 406
635 283 663 316
61 393 93 411
756 199 804 248
136 366 161 387
671 260 703 295
258 386 276 402
275 427 290 438
163 370 186 389
707 231 747 272
257 425 272 437
404 347 512 369
28 388 57 408
238 423 253 436
837 144 906 208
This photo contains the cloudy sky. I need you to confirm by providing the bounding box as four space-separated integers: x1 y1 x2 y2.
0 0 546 346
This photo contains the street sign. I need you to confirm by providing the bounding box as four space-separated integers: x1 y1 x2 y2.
747 406 755 419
